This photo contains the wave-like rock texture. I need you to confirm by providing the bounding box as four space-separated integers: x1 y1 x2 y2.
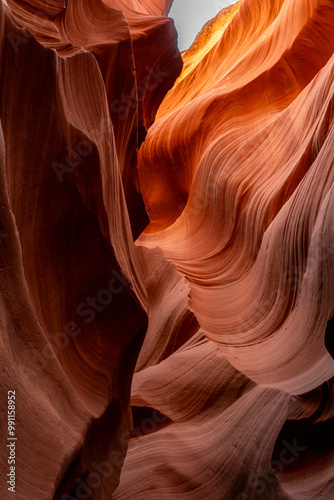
1 0 334 499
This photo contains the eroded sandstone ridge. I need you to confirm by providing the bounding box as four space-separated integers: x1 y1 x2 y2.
0 0 334 499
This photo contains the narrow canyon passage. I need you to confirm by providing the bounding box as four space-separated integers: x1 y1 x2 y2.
0 1 334 499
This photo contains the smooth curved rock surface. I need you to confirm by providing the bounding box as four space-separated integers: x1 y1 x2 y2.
1 0 334 499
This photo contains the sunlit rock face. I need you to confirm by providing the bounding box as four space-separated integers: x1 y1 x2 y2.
0 0 334 499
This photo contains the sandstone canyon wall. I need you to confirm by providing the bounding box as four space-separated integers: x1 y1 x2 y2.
0 0 334 499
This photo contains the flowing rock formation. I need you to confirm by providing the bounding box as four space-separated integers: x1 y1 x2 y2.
0 0 334 499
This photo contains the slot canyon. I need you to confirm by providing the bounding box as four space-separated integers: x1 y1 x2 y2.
1 0 334 499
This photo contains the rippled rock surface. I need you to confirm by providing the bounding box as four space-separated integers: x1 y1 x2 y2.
1 1 334 499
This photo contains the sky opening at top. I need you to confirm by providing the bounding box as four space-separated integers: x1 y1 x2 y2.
169 0 235 51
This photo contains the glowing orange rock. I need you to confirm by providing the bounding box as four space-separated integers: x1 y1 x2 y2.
1 0 334 499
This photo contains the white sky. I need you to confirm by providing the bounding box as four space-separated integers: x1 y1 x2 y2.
169 0 235 51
